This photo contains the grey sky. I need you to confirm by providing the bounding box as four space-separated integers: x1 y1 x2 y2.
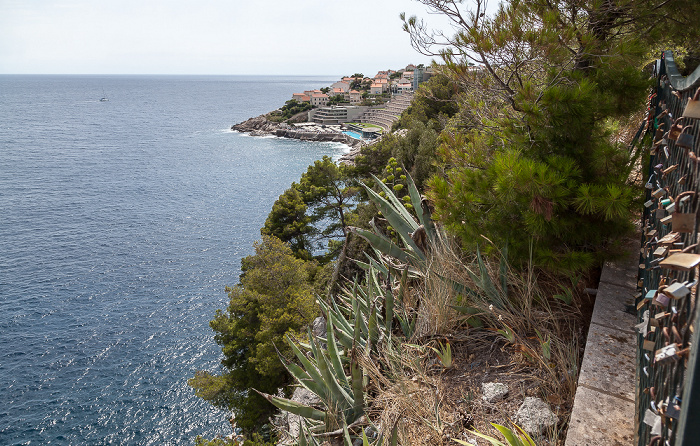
0 0 451 75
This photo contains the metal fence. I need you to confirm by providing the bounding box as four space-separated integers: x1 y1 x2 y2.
636 51 700 446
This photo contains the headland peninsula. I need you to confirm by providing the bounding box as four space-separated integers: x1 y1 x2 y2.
231 64 434 163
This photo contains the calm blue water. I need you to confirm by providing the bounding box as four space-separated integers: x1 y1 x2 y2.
0 75 344 445
342 130 362 140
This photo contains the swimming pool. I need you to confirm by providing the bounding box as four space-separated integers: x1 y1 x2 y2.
343 130 363 140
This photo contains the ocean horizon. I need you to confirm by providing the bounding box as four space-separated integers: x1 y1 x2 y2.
0 74 346 445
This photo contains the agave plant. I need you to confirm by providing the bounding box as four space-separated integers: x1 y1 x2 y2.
257 315 364 433
454 423 537 446
350 172 437 269
351 171 494 326
296 418 399 446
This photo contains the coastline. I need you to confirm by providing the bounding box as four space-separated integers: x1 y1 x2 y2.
231 114 365 164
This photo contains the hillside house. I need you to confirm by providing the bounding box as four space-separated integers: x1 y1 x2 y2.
311 93 329 107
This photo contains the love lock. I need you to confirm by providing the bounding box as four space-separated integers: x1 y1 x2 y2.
669 117 684 140
683 87 700 119
672 191 696 233
676 125 695 150
654 343 679 365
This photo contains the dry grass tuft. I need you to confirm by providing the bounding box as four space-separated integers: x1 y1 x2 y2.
358 236 590 445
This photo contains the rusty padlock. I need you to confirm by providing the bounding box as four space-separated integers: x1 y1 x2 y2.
654 123 666 143
683 87 700 119
676 126 695 149
669 117 684 140
672 191 696 233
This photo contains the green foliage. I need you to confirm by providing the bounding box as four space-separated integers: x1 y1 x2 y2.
405 0 667 272
453 423 537 446
429 340 453 368
263 156 357 262
261 186 313 259
195 436 236 446
328 94 350 106
189 236 317 432
268 99 312 122
395 73 459 132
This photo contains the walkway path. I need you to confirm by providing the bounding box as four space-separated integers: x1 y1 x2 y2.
565 245 638 446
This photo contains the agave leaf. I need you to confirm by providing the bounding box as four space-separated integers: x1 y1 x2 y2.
350 347 365 421
385 271 394 335
354 259 371 271
369 174 419 232
477 246 502 306
354 293 369 339
350 227 411 264
492 423 522 446
326 316 350 390
368 304 379 351
331 298 354 333
406 170 425 226
362 182 424 259
286 335 326 396
368 256 389 276
513 424 537 446
343 422 354 446
277 352 326 398
315 342 354 411
389 419 399 446
256 390 326 422
459 428 507 446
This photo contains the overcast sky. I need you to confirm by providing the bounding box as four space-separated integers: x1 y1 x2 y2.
0 0 458 75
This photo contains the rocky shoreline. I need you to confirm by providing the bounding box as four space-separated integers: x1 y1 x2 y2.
231 114 365 163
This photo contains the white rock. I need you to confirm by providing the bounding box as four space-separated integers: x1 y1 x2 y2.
276 387 322 446
312 316 326 338
482 382 509 403
515 397 558 434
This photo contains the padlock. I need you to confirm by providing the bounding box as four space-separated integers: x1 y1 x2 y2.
669 117 684 140
653 290 670 307
664 396 681 419
654 343 679 364
683 87 700 119
654 124 665 142
656 203 665 219
672 191 696 233
676 125 695 149
652 188 666 198
662 282 690 299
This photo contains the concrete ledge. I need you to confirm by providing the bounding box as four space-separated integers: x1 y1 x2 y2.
565 253 638 446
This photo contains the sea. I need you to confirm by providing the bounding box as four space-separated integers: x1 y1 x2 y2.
0 74 345 445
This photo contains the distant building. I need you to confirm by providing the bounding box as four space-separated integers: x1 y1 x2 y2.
308 105 369 124
412 67 434 90
311 93 329 107
304 89 323 97
349 90 361 103
370 83 385 95
292 93 311 103
331 81 350 93
395 80 413 94
330 88 346 97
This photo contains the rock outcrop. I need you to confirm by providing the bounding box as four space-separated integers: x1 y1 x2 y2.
231 114 365 161
231 114 282 136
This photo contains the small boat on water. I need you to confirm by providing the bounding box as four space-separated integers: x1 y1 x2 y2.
100 88 109 102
